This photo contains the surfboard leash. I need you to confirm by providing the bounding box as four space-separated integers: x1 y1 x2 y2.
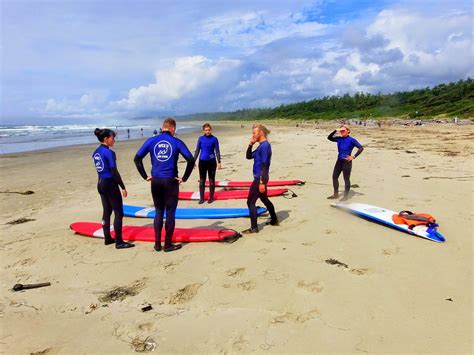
283 189 298 199
220 229 242 244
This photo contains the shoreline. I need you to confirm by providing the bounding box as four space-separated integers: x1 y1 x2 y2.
1 117 472 156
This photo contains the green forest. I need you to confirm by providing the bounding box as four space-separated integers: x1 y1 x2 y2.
181 78 473 121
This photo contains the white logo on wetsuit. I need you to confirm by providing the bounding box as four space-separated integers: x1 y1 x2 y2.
93 153 104 172
154 140 173 162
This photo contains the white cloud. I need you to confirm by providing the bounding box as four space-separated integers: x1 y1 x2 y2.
32 2 472 121
199 10 327 50
354 8 473 91
113 56 241 111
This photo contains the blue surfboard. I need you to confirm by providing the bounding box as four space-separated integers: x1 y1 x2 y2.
124 205 267 219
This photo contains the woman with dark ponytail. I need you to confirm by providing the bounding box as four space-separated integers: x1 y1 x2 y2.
92 128 134 249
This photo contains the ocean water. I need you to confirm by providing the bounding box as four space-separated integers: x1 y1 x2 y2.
0 124 200 154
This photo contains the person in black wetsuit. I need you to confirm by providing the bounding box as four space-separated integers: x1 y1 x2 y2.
134 118 194 252
243 124 278 234
92 128 134 249
194 123 221 204
327 125 364 201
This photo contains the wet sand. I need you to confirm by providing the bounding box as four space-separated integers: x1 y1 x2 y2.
0 121 472 353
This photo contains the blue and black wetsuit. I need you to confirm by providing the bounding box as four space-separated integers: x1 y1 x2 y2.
327 130 364 198
194 134 221 202
246 141 277 231
134 131 194 250
92 144 126 246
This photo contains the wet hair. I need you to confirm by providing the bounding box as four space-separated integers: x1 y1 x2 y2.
94 128 116 142
253 123 270 137
202 123 212 130
162 117 176 130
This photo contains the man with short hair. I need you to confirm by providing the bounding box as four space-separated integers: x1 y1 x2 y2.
134 118 195 252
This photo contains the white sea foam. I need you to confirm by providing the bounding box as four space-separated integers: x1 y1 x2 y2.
0 123 200 154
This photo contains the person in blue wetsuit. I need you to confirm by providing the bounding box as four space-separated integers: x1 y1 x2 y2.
243 124 278 234
92 128 134 249
134 118 195 252
194 123 221 204
327 125 364 201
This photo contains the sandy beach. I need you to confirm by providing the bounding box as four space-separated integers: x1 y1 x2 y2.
0 121 472 354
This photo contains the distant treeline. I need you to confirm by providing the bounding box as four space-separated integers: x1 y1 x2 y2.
180 78 473 121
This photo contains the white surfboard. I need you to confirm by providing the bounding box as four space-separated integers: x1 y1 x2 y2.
331 202 446 243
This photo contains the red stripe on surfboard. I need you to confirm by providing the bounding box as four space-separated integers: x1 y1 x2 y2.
70 222 238 243
178 188 288 200
207 180 303 187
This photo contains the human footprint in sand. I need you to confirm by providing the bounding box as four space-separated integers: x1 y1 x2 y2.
92 128 134 249
327 125 364 201
242 124 279 234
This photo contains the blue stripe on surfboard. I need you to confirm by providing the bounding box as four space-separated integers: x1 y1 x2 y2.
123 205 267 219
332 205 446 243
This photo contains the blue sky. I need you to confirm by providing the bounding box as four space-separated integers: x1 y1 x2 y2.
1 0 472 124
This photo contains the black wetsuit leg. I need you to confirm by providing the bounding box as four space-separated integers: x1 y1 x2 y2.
207 160 217 200
151 178 166 247
332 160 343 194
198 160 207 201
151 178 179 249
198 160 217 201
247 178 277 230
164 179 179 248
98 178 124 244
342 160 352 196
332 159 352 196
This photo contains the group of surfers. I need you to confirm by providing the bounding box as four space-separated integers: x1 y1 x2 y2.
92 118 363 252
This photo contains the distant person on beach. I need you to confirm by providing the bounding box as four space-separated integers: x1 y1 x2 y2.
243 124 278 234
134 118 194 252
141 128 144 137
127 129 130 139
153 129 158 136
327 125 364 201
92 128 134 249
194 123 221 204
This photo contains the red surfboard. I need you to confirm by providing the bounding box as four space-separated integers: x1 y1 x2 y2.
70 222 240 243
206 180 305 187
178 188 288 200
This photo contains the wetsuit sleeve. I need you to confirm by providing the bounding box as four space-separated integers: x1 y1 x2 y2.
109 151 125 189
179 141 195 182
327 130 338 142
354 146 364 158
246 145 254 159
352 138 364 158
134 155 148 180
259 145 270 184
135 139 151 158
111 167 126 190
215 138 221 163
134 140 151 180
193 137 201 162
352 137 362 149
